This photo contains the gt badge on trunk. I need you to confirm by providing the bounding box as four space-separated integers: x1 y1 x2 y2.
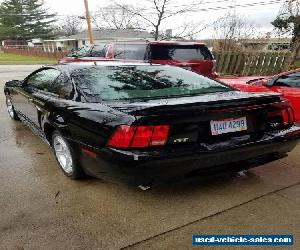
210 117 247 135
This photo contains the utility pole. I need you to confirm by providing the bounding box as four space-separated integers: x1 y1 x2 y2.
84 0 94 44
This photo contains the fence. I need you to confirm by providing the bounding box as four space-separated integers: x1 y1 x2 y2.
215 51 290 76
2 47 67 59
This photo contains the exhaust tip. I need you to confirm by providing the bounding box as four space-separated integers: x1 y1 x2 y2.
138 185 152 191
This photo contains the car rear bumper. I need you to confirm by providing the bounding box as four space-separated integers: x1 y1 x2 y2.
77 126 300 186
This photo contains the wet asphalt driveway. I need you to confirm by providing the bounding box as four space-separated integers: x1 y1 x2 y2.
0 65 300 250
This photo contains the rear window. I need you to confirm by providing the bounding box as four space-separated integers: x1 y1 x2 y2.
114 44 147 60
72 65 230 102
150 45 213 60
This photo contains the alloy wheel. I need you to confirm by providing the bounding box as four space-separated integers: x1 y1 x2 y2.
6 97 15 119
53 135 73 174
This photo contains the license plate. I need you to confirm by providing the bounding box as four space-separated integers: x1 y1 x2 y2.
210 117 247 135
182 66 192 71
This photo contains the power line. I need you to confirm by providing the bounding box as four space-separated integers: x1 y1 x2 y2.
0 0 284 17
166 0 284 14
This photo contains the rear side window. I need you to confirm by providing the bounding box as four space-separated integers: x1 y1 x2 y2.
274 72 300 88
114 44 147 60
150 45 213 60
76 46 91 57
90 44 107 57
72 65 230 102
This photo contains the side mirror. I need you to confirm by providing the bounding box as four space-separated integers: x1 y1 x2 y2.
5 80 23 88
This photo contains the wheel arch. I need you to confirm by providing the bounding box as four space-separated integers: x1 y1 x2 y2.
4 87 10 96
43 123 56 146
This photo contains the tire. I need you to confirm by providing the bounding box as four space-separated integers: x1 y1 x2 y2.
52 130 85 179
6 96 19 121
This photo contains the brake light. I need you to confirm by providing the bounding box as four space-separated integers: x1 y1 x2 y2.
107 125 136 148
107 125 170 149
268 101 295 128
131 126 153 148
287 107 295 124
211 60 218 78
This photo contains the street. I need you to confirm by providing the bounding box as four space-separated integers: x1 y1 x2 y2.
0 65 299 250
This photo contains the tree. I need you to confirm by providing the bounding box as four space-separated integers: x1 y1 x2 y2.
0 0 56 40
0 0 26 40
94 4 142 30
113 0 203 40
272 0 300 66
212 13 258 51
56 16 84 36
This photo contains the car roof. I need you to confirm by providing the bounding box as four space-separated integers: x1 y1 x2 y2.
44 61 167 74
112 40 206 46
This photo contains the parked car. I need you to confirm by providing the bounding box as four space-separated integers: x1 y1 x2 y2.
59 44 108 63
60 41 218 78
105 41 218 78
220 68 300 123
4 62 300 188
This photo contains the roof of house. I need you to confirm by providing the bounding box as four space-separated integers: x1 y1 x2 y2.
68 29 153 40
239 38 292 44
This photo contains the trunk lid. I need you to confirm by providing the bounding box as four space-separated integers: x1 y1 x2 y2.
106 91 285 146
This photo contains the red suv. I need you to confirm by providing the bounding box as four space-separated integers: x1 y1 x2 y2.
59 41 217 78
105 41 217 78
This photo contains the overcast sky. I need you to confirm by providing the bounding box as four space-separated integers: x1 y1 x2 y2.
1 0 285 38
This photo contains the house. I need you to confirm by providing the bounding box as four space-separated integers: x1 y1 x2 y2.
68 29 154 47
1 39 27 48
42 29 154 52
197 38 292 52
43 38 78 52
239 38 291 51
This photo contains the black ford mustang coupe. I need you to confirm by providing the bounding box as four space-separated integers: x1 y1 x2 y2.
4 62 300 188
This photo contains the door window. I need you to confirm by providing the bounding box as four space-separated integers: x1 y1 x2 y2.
26 69 61 91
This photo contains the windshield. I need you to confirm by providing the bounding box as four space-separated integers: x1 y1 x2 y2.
72 65 230 102
150 45 213 60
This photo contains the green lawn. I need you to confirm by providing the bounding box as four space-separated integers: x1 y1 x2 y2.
0 52 57 65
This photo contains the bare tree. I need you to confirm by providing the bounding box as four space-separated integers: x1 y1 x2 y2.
93 4 142 30
57 16 84 36
212 13 259 51
272 0 300 66
113 0 203 40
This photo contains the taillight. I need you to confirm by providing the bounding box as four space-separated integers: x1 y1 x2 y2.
211 60 218 78
287 107 295 124
268 101 295 128
107 125 170 149
131 126 153 148
107 125 136 148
